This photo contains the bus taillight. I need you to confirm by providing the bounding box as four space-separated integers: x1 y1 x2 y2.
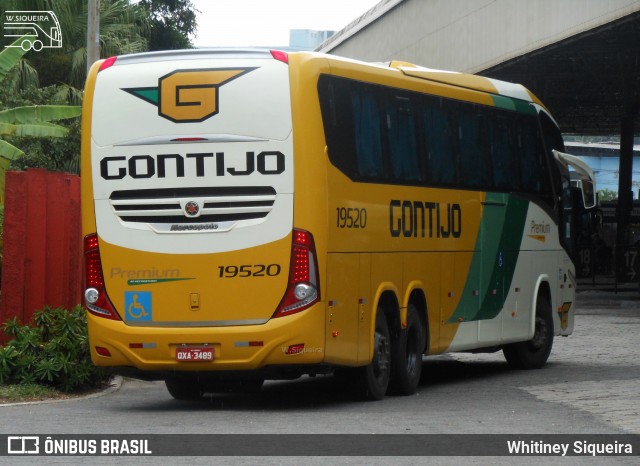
83 233 120 320
270 50 289 64
98 56 117 72
274 229 319 318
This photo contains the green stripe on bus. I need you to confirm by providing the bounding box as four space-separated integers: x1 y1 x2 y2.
447 193 529 323
491 94 536 115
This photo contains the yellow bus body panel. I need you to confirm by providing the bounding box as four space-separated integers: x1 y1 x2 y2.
88 301 325 370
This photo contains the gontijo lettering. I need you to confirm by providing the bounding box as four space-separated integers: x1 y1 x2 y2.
390 200 462 238
100 151 285 180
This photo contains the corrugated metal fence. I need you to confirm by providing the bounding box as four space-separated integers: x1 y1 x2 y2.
0 169 82 340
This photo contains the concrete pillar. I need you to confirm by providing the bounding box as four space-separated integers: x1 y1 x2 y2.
615 102 639 281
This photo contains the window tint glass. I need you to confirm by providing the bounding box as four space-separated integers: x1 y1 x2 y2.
385 95 420 182
351 90 384 178
489 114 518 190
458 110 491 187
421 102 456 185
317 74 557 199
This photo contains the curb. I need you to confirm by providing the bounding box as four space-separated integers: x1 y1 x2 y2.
0 375 123 408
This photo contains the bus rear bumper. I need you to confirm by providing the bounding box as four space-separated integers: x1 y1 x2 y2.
87 303 326 372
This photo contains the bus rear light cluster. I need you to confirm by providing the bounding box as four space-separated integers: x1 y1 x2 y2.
270 50 289 64
83 234 121 320
273 229 319 317
98 56 117 72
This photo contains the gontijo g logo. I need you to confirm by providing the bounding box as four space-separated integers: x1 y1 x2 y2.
123 68 255 123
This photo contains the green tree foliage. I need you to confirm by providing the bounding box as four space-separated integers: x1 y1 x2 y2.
1 84 82 174
1 0 150 88
598 189 618 201
0 36 81 203
139 0 199 50
0 306 110 391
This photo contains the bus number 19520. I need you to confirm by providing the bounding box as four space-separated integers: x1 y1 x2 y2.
336 207 367 229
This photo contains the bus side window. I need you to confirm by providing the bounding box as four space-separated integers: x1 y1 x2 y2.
421 99 456 185
318 75 358 180
385 94 420 182
520 121 551 199
458 109 491 188
351 89 384 179
490 114 520 191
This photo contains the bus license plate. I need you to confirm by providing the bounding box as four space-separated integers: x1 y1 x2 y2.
176 347 214 362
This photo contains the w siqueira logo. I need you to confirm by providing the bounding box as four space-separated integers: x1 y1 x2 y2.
123 68 255 123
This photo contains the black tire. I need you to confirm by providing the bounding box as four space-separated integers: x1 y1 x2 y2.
165 377 204 400
206 379 264 394
352 308 391 401
503 295 554 369
389 304 424 395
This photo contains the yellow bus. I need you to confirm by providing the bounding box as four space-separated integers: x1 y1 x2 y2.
81 50 594 400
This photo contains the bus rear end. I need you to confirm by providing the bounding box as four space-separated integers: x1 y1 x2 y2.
81 50 324 394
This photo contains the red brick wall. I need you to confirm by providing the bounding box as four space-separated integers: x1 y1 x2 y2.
1 169 82 338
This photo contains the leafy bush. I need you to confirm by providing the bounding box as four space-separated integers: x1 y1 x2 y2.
0 83 82 175
0 306 110 392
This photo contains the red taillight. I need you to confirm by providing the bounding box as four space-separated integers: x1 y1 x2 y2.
83 234 120 320
291 232 312 282
274 229 320 318
84 236 104 289
270 49 289 64
98 56 117 72
170 137 207 142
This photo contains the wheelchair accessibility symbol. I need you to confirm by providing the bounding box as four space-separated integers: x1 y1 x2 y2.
125 291 152 321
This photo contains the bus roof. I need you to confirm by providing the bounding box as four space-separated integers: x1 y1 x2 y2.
98 48 547 114
388 60 537 103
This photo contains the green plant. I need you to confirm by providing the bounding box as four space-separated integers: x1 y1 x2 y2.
0 306 110 392
598 189 617 202
0 35 82 203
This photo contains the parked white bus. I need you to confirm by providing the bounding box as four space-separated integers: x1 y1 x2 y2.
82 49 595 400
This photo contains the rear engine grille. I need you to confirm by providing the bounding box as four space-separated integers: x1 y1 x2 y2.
110 187 276 224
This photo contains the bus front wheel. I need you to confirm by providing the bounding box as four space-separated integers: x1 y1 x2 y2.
503 295 554 369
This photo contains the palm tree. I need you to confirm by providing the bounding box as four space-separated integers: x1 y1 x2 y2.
0 36 81 204
62 0 150 87
1 0 150 89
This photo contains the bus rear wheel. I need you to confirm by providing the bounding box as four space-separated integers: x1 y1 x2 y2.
390 304 423 395
351 308 391 401
206 379 264 394
503 295 554 369
165 377 204 401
